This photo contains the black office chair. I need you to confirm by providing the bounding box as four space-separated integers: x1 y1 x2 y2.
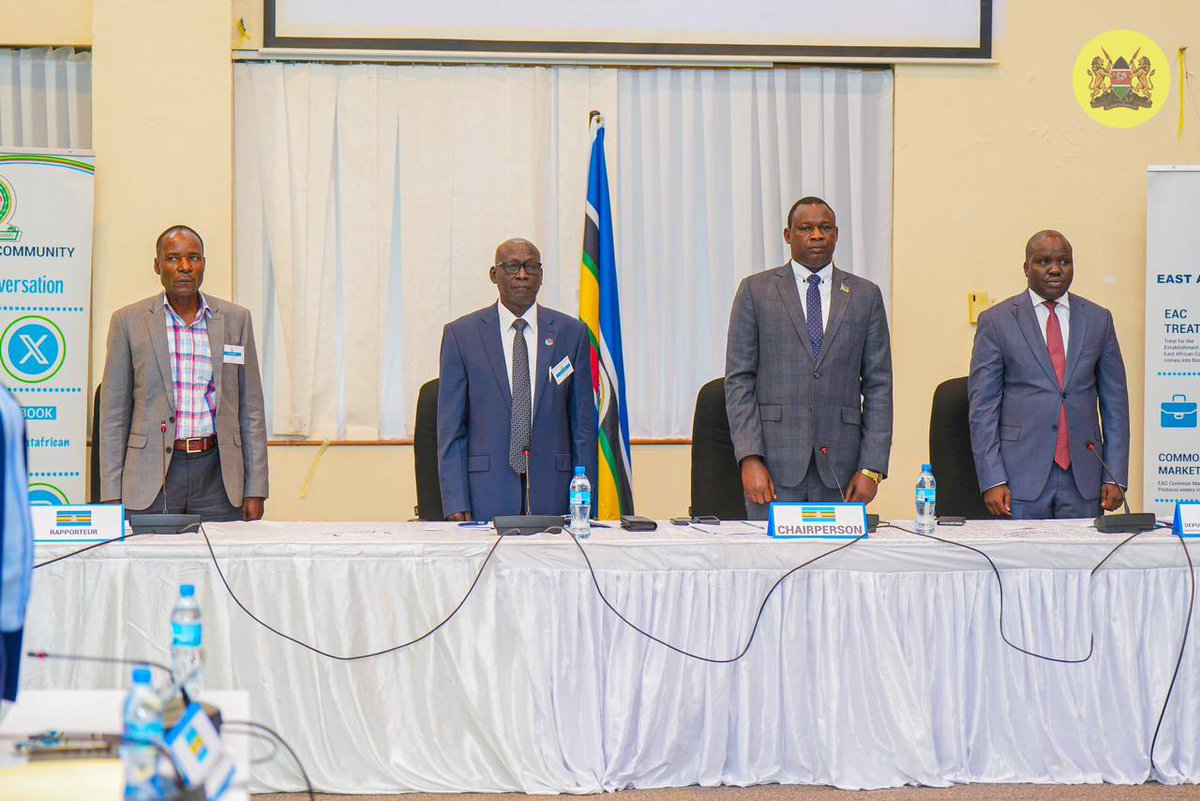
413 378 444 521
689 377 748 519
929 376 992 519
90 383 101 502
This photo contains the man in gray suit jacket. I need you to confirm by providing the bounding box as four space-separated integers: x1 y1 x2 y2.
969 229 1129 519
725 197 893 519
100 225 268 521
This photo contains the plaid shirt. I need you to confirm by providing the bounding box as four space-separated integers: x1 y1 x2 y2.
163 293 216 439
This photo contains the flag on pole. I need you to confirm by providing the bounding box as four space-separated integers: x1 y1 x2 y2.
579 113 634 518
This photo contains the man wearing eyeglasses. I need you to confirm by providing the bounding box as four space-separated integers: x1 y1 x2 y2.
437 238 597 522
99 225 269 521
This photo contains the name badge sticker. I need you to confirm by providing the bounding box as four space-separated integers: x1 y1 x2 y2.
223 344 245 365
551 356 574 385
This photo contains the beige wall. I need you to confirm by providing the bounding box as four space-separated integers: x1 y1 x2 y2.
881 3 1200 516
0 0 91 46
7 2 1200 520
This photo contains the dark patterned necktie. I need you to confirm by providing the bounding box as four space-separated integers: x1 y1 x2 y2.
509 318 531 474
806 273 823 360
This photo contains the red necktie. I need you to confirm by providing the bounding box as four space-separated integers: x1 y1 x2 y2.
1045 301 1070 470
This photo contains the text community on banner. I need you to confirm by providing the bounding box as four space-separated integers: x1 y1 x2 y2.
0 148 95 504
1145 166 1200 517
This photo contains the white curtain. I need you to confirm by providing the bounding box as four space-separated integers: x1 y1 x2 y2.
0 48 92 149
234 63 892 439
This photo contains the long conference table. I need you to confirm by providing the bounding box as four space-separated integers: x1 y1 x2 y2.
24 519 1200 794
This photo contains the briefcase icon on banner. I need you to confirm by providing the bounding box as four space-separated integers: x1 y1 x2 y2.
1161 394 1198 429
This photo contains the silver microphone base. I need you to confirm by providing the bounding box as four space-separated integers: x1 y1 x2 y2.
128 514 203 535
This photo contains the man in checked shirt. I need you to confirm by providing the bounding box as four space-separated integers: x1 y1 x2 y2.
100 225 268 521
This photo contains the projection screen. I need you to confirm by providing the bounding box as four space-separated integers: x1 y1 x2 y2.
264 0 993 62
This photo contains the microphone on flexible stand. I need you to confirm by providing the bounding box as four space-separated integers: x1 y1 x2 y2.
1086 442 1156 533
818 445 879 532
161 421 169 515
25 650 221 730
524 449 533 514
494 448 564 535
127 421 202 535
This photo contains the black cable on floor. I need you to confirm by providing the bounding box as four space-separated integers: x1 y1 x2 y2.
222 719 315 801
201 525 503 661
565 527 866 663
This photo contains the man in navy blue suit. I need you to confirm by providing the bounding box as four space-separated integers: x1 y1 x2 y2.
969 230 1130 519
438 238 597 522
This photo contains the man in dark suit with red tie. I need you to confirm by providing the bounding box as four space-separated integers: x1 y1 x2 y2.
968 230 1130 519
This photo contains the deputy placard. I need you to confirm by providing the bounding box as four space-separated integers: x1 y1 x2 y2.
0 148 95 504
1145 167 1200 518
1174 501 1200 539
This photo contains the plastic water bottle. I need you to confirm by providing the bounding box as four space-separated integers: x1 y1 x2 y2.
915 463 937 535
170 584 203 698
569 467 592 539
122 666 164 800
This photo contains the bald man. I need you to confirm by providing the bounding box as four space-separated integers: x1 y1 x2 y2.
968 230 1129 519
437 238 597 522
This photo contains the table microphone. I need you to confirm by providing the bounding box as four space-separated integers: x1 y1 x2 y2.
27 650 220 730
818 445 879 532
1086 442 1156 533
28 650 191 707
127 421 203 535
493 448 564 535
524 449 533 514
27 650 172 680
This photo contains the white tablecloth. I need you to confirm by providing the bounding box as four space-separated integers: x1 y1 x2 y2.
23 520 1200 793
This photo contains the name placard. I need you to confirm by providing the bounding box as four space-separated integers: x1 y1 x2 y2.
166 702 236 799
768 502 869 539
1173 501 1200 538
31 504 124 543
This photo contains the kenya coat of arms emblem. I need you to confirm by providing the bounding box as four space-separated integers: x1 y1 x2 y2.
1074 31 1170 128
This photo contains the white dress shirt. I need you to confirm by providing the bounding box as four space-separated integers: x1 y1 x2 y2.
1029 289 1071 353
497 301 538 416
792 260 833 332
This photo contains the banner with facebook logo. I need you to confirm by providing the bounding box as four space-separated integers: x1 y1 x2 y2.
1145 166 1200 518
0 148 95 504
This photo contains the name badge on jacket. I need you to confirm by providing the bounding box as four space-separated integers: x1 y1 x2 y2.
223 344 246 365
551 356 573 385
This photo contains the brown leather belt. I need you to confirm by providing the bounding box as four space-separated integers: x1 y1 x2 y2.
172 434 218 453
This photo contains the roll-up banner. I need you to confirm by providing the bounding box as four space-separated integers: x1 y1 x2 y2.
1145 166 1200 518
0 147 95 505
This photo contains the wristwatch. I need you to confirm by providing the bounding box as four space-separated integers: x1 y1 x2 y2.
858 468 884 485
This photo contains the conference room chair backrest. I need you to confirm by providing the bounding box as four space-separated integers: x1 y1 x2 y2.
690 377 749 520
929 376 992 520
90 383 101 503
413 378 444 521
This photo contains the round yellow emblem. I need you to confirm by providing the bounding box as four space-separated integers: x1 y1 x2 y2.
1073 30 1170 128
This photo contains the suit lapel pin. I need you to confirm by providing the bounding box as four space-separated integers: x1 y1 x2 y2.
840 282 850 294
544 338 554 346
